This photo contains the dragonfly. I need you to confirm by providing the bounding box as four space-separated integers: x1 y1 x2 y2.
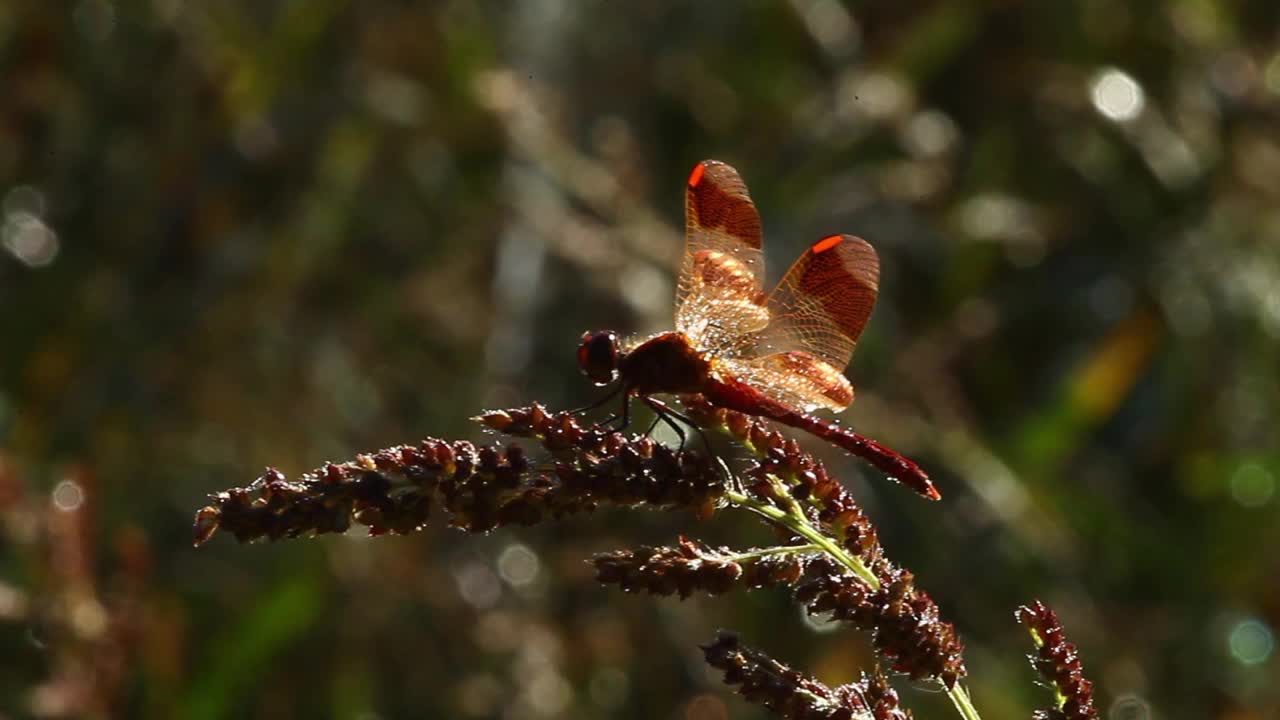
576 160 939 500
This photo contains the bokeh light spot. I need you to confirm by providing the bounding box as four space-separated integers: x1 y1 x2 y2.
364 71 428 126
3 185 46 216
474 611 521 653
1109 694 1152 720
1229 463 1274 508
51 480 85 512
454 562 502 609
798 0 860 58
959 193 1019 239
1228 618 1274 665
2 212 59 268
0 581 27 620
684 693 729 720
840 71 911 122
1265 53 1280 94
70 598 109 638
1210 51 1258 99
620 263 670 317
498 543 540 587
527 669 573 715
1090 68 1144 122
903 109 959 157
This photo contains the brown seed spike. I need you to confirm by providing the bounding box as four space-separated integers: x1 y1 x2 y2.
1017 600 1099 720
192 506 221 547
474 409 514 432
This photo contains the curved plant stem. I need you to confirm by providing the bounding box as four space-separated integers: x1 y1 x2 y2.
723 544 823 563
723 489 880 592
948 685 981 720
723 486 983 720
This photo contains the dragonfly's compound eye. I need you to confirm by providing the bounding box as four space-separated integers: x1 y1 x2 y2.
577 331 619 386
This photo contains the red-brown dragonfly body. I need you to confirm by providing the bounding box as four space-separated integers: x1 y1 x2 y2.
578 160 938 500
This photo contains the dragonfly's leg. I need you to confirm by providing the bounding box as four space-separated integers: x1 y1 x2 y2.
641 396 718 458
641 396 687 448
570 383 624 415
646 397 734 486
643 412 664 438
692 421 717 459
608 392 632 433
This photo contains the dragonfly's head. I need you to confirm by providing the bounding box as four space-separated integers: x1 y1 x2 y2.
577 330 620 386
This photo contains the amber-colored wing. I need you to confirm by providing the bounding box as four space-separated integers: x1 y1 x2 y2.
718 352 855 413
733 234 880 413
674 160 769 356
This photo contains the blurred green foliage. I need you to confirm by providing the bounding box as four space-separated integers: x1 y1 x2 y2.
1 1 1278 718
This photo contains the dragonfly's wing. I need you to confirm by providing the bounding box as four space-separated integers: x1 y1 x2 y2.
718 352 854 414
758 234 880 375
675 160 769 357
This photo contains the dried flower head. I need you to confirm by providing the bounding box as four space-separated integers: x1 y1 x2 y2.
1016 600 1098 720
702 630 913 720
610 398 968 688
196 400 968 707
592 536 808 599
795 560 966 688
684 396 885 565
593 543 965 688
194 405 726 546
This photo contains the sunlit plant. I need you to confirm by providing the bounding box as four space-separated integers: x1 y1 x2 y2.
195 161 1099 719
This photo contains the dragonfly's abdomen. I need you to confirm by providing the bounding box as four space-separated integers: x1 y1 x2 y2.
702 377 940 501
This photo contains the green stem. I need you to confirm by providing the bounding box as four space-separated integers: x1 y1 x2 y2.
1022 627 1068 708
724 489 879 589
722 544 822 563
948 685 982 720
724 488 984 720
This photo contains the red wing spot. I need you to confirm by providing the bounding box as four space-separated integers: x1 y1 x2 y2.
812 235 844 253
688 162 706 188
797 236 878 344
688 163 762 248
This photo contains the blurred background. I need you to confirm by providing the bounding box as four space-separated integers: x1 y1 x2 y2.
1 1 1278 718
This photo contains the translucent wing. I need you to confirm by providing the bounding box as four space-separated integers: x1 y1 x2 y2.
761 234 879 367
718 353 855 413
732 234 880 412
674 160 769 357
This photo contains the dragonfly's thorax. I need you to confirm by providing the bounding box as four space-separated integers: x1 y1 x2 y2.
618 332 712 396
